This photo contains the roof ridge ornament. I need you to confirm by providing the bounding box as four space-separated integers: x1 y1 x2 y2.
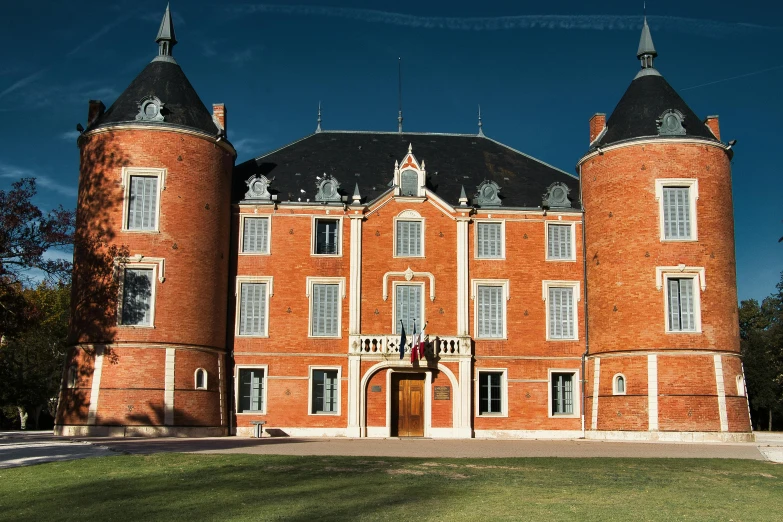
245 174 274 202
475 180 502 207
477 105 484 137
542 182 573 209
352 183 361 203
316 101 322 133
315 174 342 202
153 3 177 64
459 185 469 206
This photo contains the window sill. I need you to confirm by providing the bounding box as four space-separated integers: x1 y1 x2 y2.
660 238 698 243
393 254 425 259
477 413 507 418
309 412 340 416
310 253 342 258
475 257 506 261
545 258 577 262
475 336 508 341
665 330 702 335
238 252 271 256
121 229 161 234
237 411 266 415
546 337 579 342
236 334 270 338
118 324 155 329
308 335 342 339
548 413 579 419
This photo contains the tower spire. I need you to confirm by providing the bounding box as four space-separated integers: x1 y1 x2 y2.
316 101 322 133
155 3 177 62
637 15 657 70
477 105 484 137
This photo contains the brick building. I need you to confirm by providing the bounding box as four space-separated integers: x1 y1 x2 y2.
55 8 752 441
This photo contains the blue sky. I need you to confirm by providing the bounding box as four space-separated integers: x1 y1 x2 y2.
1 0 781 301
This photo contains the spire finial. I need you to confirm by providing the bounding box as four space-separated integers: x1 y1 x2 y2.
398 57 403 133
154 3 177 62
637 13 657 70
477 105 485 137
459 185 469 206
352 183 361 203
316 101 322 133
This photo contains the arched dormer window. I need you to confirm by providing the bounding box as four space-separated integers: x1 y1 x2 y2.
400 170 418 196
195 368 208 390
613 374 626 395
393 144 426 198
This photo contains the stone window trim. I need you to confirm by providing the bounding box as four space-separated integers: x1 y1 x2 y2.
67 364 78 389
311 215 344 257
234 364 268 415
116 258 162 329
547 369 581 419
657 267 704 334
393 210 425 258
307 365 342 416
736 374 745 397
545 220 577 262
474 220 506 260
194 368 208 390
655 178 699 242
541 280 581 341
613 373 627 395
471 279 510 340
475 368 509 418
234 276 274 338
391 280 426 335
238 214 272 256
120 167 166 233
305 277 346 338
393 146 426 198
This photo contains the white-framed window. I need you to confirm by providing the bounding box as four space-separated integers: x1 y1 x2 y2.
655 179 698 241
312 217 342 256
613 373 626 395
546 222 575 261
471 279 509 339
121 167 165 232
236 365 268 414
400 169 419 197
195 368 208 390
476 369 508 417
548 369 579 418
118 263 158 327
309 366 341 415
660 272 702 333
393 282 424 335
542 281 580 340
394 211 424 257
476 221 504 259
67 365 78 389
736 375 745 397
240 215 270 254
306 277 346 338
235 276 273 337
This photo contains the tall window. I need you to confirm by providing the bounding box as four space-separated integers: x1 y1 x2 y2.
548 287 575 339
238 368 265 412
127 176 159 230
613 374 626 395
662 186 691 239
400 169 418 196
478 371 503 415
547 223 573 260
477 285 504 338
121 267 154 326
395 285 422 335
551 372 575 415
242 217 269 253
477 222 502 259
195 368 207 390
239 282 267 336
311 369 338 414
315 219 339 255
311 284 339 337
396 220 422 257
667 278 695 331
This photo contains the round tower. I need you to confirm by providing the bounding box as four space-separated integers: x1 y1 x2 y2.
56 5 236 436
579 18 751 441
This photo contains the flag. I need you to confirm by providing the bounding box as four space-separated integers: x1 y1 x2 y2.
418 324 427 360
411 322 419 363
398 320 406 360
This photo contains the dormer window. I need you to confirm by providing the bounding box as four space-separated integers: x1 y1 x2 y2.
394 144 426 198
400 170 418 196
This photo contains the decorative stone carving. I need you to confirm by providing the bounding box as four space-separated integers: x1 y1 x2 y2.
543 182 572 208
315 174 341 202
136 96 165 122
244 174 273 201
657 109 686 136
475 180 502 206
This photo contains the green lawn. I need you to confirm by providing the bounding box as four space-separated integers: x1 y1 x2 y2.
0 454 781 521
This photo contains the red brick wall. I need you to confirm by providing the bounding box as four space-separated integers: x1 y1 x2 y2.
57 347 96 425
431 365 454 428
366 368 387 428
591 355 650 431
174 350 223 426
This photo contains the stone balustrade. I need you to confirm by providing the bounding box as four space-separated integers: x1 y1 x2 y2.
350 335 471 357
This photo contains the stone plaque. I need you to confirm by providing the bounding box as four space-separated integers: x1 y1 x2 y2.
434 386 450 400
371 385 382 392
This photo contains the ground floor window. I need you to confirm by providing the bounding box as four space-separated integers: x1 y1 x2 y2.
551 372 575 416
238 368 265 413
478 370 505 415
311 369 338 414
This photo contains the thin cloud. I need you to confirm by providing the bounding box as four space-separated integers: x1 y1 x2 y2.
225 5 781 37
0 164 78 199
0 69 48 101
681 64 783 91
60 130 81 141
66 13 136 58
233 137 268 156
230 48 257 66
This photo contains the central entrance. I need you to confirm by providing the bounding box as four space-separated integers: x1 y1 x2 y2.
391 373 425 437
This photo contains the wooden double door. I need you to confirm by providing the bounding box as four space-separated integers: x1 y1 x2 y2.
391 373 425 437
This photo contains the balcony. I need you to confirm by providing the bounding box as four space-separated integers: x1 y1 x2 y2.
350 335 471 358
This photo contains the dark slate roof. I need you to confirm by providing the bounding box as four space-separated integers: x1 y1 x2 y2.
88 60 218 135
233 131 580 209
596 73 718 147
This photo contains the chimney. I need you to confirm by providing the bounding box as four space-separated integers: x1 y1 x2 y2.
704 115 720 141
589 113 606 144
87 100 105 126
212 103 226 137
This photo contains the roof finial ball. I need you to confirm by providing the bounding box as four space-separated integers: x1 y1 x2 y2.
155 3 177 62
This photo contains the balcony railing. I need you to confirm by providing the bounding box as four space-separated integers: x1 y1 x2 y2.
351 335 470 357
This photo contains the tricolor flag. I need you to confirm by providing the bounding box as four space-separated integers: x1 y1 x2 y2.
398 320 406 360
418 324 427 360
411 322 419 363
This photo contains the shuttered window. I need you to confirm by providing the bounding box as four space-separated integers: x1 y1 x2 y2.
238 369 264 412
477 285 504 338
662 187 691 239
121 268 153 326
400 169 418 196
396 220 422 257
395 285 422 335
478 372 503 414
551 372 574 415
547 223 572 260
311 369 338 413
477 223 502 258
315 219 339 255
311 284 339 336
239 282 267 336
668 278 695 331
242 217 269 253
127 176 158 230
548 287 575 339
